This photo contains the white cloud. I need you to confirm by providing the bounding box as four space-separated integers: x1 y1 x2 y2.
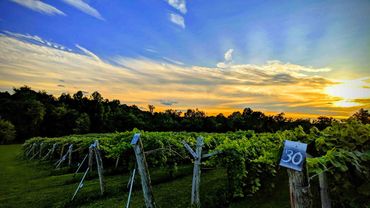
3 31 45 44
217 48 234 68
167 0 187 14
76 44 102 62
224 49 234 62
61 0 104 20
162 57 184 65
2 31 72 51
169 13 185 28
265 60 331 73
10 0 65 16
145 48 158 53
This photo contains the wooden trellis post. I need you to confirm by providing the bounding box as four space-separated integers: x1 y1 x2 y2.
182 137 221 208
49 143 57 159
32 143 36 156
192 137 203 207
93 140 105 195
68 144 73 166
287 165 312 208
42 143 57 160
38 142 44 158
71 140 105 201
55 144 73 169
115 156 120 169
306 153 331 208
60 143 67 158
25 143 36 157
319 172 331 208
131 133 157 208
30 142 44 160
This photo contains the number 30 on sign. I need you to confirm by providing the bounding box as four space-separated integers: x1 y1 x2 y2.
279 140 307 171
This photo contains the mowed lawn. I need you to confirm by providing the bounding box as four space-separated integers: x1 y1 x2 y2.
0 145 290 208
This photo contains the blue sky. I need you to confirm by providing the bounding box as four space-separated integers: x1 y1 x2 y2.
0 0 369 117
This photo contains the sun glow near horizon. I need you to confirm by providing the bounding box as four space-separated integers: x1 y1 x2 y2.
324 78 370 107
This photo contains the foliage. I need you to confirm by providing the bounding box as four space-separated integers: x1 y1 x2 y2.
0 119 16 144
306 120 370 207
350 108 370 124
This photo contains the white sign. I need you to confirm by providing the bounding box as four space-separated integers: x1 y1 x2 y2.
279 140 307 171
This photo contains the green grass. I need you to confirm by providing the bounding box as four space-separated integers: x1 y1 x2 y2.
0 145 290 207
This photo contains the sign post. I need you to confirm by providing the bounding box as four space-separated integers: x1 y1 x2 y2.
279 140 312 208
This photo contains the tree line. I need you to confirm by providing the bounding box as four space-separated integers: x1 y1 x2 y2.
0 86 369 144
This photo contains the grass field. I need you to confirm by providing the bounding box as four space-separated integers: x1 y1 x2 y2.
0 145 290 208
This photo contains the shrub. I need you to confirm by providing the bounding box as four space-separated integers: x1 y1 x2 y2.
0 119 16 144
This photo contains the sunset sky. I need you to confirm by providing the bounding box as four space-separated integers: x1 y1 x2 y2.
0 0 369 118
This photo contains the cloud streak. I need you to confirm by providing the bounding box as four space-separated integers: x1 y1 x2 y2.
160 100 178 106
76 44 102 62
0 31 368 118
10 0 65 16
169 13 185 28
166 0 187 14
61 0 104 20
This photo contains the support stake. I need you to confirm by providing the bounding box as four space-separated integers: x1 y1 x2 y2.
71 167 90 201
74 153 88 177
94 145 105 195
287 163 312 208
131 133 157 208
125 168 136 208
68 144 73 166
191 137 204 207
319 172 331 208
38 142 44 158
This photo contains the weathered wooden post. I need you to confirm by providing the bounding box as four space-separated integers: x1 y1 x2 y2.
49 143 57 159
93 140 105 195
71 141 103 201
287 164 312 208
319 172 331 208
55 144 73 169
30 143 43 160
25 143 36 157
38 142 44 158
115 156 120 169
32 143 36 156
42 143 56 160
192 137 203 207
60 143 66 158
181 137 221 208
88 144 94 172
68 144 73 166
131 133 157 208
280 140 312 208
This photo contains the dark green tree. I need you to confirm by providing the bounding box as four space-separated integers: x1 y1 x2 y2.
350 108 370 124
0 119 16 144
